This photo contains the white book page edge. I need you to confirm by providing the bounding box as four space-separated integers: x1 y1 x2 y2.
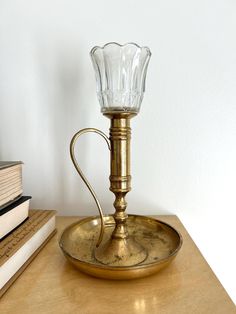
0 200 30 239
0 216 55 289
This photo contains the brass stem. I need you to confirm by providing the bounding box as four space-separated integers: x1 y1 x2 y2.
104 112 136 240
94 112 147 266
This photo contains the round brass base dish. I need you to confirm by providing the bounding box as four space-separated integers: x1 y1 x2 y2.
59 215 182 280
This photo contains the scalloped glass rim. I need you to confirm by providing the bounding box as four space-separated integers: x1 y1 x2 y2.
90 42 151 114
90 42 152 57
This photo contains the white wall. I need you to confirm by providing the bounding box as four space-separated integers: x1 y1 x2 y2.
0 0 235 303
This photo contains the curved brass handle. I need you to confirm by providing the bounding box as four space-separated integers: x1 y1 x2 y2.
70 128 111 247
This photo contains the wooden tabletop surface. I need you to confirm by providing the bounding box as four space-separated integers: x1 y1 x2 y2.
0 215 235 314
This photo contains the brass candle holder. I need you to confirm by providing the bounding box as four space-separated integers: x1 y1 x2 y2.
59 43 182 279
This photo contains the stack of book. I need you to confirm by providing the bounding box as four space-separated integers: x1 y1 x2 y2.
0 161 56 297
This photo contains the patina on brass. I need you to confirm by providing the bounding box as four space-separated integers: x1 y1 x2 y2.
70 112 147 266
94 112 147 266
64 110 182 278
59 214 182 280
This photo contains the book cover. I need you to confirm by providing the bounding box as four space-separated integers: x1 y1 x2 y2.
0 209 56 297
0 196 31 239
0 196 31 216
0 161 23 170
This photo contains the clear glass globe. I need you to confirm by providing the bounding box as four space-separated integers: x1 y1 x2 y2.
90 42 151 114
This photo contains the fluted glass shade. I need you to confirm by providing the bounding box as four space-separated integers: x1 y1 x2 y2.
90 42 151 114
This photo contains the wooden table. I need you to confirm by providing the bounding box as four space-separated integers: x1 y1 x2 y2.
0 216 235 314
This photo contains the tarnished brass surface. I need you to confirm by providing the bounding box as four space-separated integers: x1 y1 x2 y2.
95 112 149 266
59 215 182 280
70 128 111 247
68 112 183 271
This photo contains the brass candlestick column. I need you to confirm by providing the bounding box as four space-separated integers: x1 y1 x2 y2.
107 113 133 238
59 43 182 280
95 112 147 266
